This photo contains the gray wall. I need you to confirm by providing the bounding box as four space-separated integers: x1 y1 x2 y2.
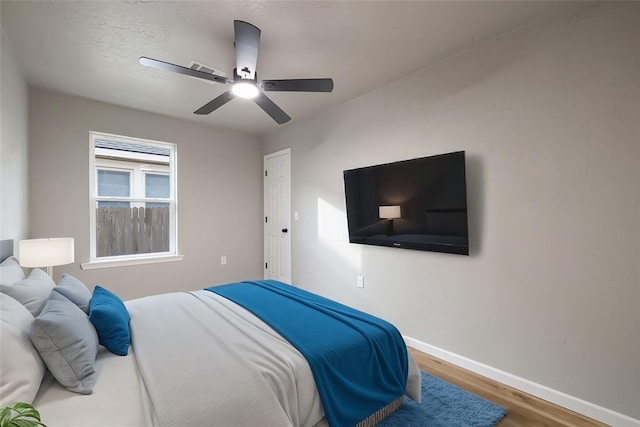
1 27 29 243
29 88 264 300
264 2 639 419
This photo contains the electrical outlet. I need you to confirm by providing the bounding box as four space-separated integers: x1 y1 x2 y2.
357 275 364 288
221 256 227 265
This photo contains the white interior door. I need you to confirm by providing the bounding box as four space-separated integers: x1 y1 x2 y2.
264 148 291 283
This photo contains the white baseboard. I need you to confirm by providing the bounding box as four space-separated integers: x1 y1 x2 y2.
403 336 640 427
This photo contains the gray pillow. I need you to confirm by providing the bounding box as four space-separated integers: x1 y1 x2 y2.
53 274 91 313
0 256 25 286
0 268 55 316
30 292 99 394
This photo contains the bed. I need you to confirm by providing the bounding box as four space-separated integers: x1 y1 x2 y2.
0 243 421 427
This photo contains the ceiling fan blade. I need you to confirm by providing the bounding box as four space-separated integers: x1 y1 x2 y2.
139 57 228 84
253 93 291 124
194 91 235 115
234 20 261 80
262 78 334 92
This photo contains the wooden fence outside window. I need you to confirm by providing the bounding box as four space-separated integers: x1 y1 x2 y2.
96 207 169 257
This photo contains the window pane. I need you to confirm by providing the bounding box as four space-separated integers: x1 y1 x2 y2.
98 170 130 197
95 206 169 257
145 173 169 198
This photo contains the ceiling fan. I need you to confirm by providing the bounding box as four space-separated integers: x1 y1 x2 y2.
139 20 334 124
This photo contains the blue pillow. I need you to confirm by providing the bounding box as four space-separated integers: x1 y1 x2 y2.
89 286 130 356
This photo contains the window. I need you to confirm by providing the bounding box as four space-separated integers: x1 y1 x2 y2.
97 169 131 208
83 132 180 269
144 173 170 208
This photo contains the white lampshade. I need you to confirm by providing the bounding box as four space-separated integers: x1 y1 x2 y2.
379 205 401 219
18 238 75 275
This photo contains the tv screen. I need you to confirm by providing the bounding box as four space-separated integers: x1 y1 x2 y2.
343 151 469 255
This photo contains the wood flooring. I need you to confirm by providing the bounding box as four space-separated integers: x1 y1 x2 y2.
409 347 609 427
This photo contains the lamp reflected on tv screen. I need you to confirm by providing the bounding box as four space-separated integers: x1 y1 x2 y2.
343 151 469 255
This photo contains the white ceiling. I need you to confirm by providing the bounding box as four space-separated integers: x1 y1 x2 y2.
1 1 576 136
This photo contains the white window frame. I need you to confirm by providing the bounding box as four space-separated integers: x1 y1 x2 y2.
82 131 182 270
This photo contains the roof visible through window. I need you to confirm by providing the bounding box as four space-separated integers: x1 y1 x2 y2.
94 138 170 157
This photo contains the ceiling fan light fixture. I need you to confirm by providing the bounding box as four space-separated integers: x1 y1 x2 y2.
140 20 333 123
232 81 259 99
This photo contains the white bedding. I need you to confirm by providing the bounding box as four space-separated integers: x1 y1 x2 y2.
33 290 421 427
33 347 157 427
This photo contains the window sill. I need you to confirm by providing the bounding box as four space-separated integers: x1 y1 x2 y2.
80 254 184 270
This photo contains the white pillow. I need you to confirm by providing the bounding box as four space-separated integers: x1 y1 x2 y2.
0 256 25 286
0 293 46 406
0 268 55 316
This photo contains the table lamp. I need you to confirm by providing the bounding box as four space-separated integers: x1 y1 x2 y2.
379 205 401 236
18 237 75 277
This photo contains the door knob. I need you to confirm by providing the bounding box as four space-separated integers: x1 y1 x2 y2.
282 228 288 233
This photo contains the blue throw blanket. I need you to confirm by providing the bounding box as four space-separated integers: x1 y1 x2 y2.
206 280 408 427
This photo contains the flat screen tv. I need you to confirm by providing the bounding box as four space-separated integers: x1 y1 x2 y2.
343 151 469 255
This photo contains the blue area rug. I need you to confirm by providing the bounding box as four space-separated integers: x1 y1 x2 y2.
378 372 507 427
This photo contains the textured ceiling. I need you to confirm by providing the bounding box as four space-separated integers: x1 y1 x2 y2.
1 1 576 136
